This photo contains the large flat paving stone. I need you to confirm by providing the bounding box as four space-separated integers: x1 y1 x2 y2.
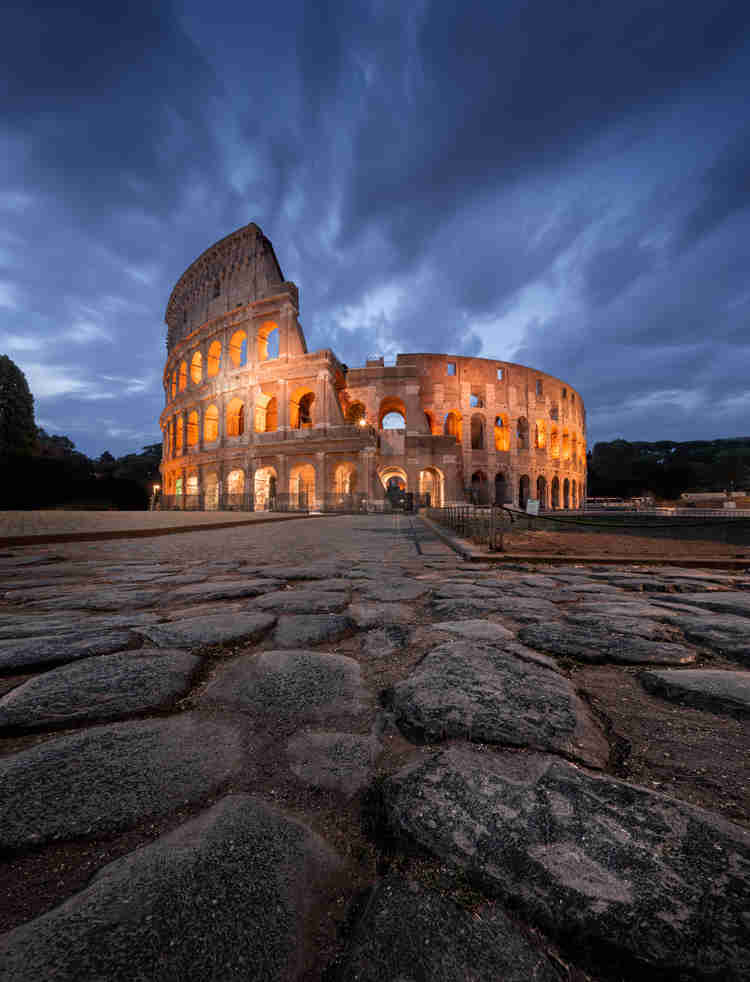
563 611 677 641
139 612 275 648
347 602 415 628
652 591 750 617
655 612 750 664
0 650 200 731
199 650 364 721
339 874 558 982
390 641 608 767
0 794 342 982
431 618 516 644
254 590 349 614
18 589 165 612
433 596 560 624
433 583 504 600
519 622 696 664
362 624 412 659
286 730 379 795
164 578 284 603
0 714 244 850
384 747 750 979
0 630 142 672
252 563 350 580
273 613 355 647
0 612 159 641
640 669 750 720
359 580 432 603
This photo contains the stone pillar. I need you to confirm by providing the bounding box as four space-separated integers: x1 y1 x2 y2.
278 378 289 431
315 451 327 510
404 384 428 435
315 371 329 430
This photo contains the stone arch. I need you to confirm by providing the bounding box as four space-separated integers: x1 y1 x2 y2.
229 329 247 368
289 462 315 507
204 472 219 510
444 410 462 443
517 417 529 450
494 471 507 505
204 404 219 442
227 469 245 500
207 340 221 377
226 398 245 437
334 461 358 494
470 413 485 450
535 420 546 449
551 476 560 509
254 466 277 510
186 410 199 447
378 466 407 493
494 414 509 451
519 474 530 510
190 351 202 385
290 386 315 429
257 320 279 361
562 430 571 460
471 470 490 505
178 361 187 392
550 427 560 459
186 473 199 496
419 466 444 507
537 475 547 509
254 392 278 432
345 401 367 426
378 396 407 430
563 477 570 509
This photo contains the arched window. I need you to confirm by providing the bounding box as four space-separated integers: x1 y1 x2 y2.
207 340 221 377
186 410 199 446
519 474 530 509
334 463 357 495
494 415 510 451
178 361 187 391
535 420 546 449
494 472 507 505
254 467 277 510
419 467 444 507
345 401 367 426
203 404 219 442
229 330 247 368
378 396 407 430
517 417 529 450
470 414 485 450
562 430 571 460
186 474 198 495
257 321 279 361
290 388 315 429
254 393 278 432
536 475 547 510
290 463 315 508
190 351 202 385
226 398 245 436
227 469 245 495
550 427 560 459
563 478 570 508
551 476 560 509
444 411 462 442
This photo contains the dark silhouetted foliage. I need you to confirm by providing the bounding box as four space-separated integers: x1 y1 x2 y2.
0 355 36 456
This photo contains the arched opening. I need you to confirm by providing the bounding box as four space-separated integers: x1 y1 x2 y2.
535 420 546 449
204 473 219 510
571 479 577 509
345 401 367 426
203 404 219 442
186 474 198 495
334 462 358 495
550 427 560 459
229 330 248 368
444 411 462 443
471 470 489 505
227 469 245 496
186 410 199 447
378 467 408 502
517 417 529 450
562 430 571 460
175 476 183 497
289 463 315 509
378 396 407 430
179 361 187 392
207 340 221 377
419 467 444 507
254 393 278 432
519 474 530 510
226 398 245 437
290 387 315 429
469 392 484 408
470 414 485 450
551 476 560 509
563 477 570 509
254 467 277 510
257 320 279 361
190 351 202 385
537 475 547 510
494 414 510 451
175 415 184 453
494 472 507 505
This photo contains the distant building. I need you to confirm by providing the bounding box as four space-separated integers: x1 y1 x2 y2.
159 224 587 510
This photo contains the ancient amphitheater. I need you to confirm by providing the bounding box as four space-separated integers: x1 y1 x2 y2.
159 223 587 510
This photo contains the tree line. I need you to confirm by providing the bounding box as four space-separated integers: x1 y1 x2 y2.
0 354 161 510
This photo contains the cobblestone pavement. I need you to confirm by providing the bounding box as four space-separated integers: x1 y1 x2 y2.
1 514 749 981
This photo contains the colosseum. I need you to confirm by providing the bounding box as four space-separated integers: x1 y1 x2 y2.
159 223 587 511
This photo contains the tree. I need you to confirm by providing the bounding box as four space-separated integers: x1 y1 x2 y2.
0 355 36 456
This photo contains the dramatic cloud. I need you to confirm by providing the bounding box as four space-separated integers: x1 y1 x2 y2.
1 1 749 455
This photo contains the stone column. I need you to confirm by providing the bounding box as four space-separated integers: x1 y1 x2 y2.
315 371 329 430
278 378 289 431
315 451 327 511
404 384 428 435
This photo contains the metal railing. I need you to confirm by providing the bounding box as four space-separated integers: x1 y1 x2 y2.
427 505 515 551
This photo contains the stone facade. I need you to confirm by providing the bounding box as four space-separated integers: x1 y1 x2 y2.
159 224 586 510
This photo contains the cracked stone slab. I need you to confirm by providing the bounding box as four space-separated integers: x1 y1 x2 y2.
199 649 364 721
358 580 432 603
273 614 355 647
563 612 677 641
651 591 750 618
0 794 342 982
433 596 560 625
390 641 608 767
519 622 696 664
338 874 559 982
0 714 245 850
640 669 750 720
286 730 380 795
0 630 142 672
254 590 349 614
430 618 516 644
0 649 200 731
139 612 275 648
14 589 165 612
657 612 750 664
164 578 284 603
0 612 159 641
384 746 750 979
347 602 415 628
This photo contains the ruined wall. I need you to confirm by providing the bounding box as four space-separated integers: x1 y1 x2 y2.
160 225 586 510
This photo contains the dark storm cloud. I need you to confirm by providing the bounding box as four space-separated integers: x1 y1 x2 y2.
2 1 750 455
